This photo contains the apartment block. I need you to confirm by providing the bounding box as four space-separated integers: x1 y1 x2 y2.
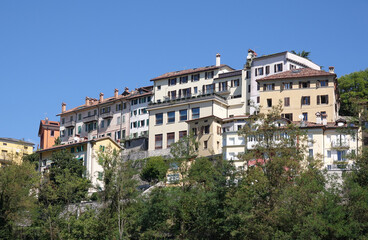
38 117 60 150
58 88 131 144
0 137 34 165
257 67 339 123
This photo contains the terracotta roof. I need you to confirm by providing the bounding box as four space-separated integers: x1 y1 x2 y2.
126 86 153 100
215 70 242 79
257 68 336 82
150 64 233 81
0 137 34 146
38 119 60 136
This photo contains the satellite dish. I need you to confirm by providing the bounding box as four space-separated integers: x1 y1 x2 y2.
298 114 304 120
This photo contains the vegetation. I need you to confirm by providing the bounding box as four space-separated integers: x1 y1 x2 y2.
291 50 311 60
140 156 168 184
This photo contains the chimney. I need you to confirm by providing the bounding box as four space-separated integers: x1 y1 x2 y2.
329 66 335 73
322 118 328 126
85 97 89 106
45 117 49 124
315 112 321 124
114 88 119 98
99 93 104 103
62 102 66 113
216 53 221 66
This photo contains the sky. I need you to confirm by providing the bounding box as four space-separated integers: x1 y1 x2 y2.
0 0 367 147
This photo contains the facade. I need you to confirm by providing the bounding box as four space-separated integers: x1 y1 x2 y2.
148 54 243 153
58 88 131 145
38 137 121 191
0 137 34 165
257 67 339 123
126 86 152 139
245 50 321 114
38 117 60 150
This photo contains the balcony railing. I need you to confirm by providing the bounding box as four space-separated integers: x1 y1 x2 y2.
100 111 113 119
64 120 76 128
328 164 353 171
331 140 350 149
83 115 98 123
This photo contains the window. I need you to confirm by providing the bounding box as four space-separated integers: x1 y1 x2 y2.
62 118 65 124
182 88 191 97
257 96 260 103
321 111 327 119
245 71 250 79
78 114 82 120
303 112 308 121
309 149 313 158
67 127 74 136
257 83 260 91
282 113 293 121
205 71 214 79
267 99 272 107
76 145 84 152
204 125 210 134
141 120 145 127
191 74 200 82
301 96 310 105
168 78 177 86
231 79 240 87
317 95 329 105
157 85 161 90
51 130 54 136
318 80 328 87
167 132 175 147
247 100 250 106
265 84 275 91
192 128 198 136
180 109 187 121
204 140 208 149
192 108 200 119
255 67 264 76
248 84 251 93
78 126 81 134
107 119 111 127
327 150 331 158
71 147 75 153
265 65 270 74
205 84 214 94
123 103 127 109
168 111 175 123
282 82 292 90
101 120 104 128
180 76 188 84
274 63 283 72
117 117 121 125
337 150 346 161
155 134 163 149
169 90 176 99
194 87 198 94
290 64 296 69
156 113 163 125
284 97 290 107
2 143 6 146
179 131 187 138
70 116 73 121
299 81 310 88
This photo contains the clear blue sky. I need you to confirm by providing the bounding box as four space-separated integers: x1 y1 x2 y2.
1 0 367 147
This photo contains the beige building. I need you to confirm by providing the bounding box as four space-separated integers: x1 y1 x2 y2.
257 67 339 123
38 137 121 191
0 137 34 166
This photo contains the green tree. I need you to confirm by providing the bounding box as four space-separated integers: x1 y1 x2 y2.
291 50 311 60
54 137 61 146
338 69 368 116
140 156 168 184
0 161 39 239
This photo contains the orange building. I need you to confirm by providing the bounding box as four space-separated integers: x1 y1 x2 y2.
38 117 60 150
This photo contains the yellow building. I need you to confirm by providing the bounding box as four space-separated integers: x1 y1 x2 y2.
257 67 339 123
0 137 34 166
37 137 121 192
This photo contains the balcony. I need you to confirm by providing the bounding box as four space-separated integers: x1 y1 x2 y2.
64 120 76 128
328 164 353 171
331 140 350 149
83 115 98 123
100 111 113 119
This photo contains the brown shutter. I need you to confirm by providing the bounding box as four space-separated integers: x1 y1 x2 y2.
317 95 320 105
326 95 329 104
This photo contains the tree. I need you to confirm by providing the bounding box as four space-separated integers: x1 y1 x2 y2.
0 161 39 239
54 137 61 146
291 50 311 60
97 147 139 240
338 69 368 116
140 156 168 184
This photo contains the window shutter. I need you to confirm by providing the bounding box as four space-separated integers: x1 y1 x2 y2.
191 75 193 82
231 80 234 87
326 95 329 104
317 96 320 105
205 72 208 79
290 82 293 89
272 83 275 90
255 69 258 76
263 84 266 91
299 82 301 88
202 85 205 93
280 64 283 71
274 64 277 72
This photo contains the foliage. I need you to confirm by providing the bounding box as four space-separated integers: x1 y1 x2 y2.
338 69 368 116
0 161 39 239
22 152 39 169
140 156 168 184
54 137 61 146
291 50 311 60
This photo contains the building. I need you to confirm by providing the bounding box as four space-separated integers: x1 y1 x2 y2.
38 137 121 191
58 88 131 145
38 117 60 150
0 137 34 166
245 50 321 114
257 67 339 123
147 54 243 154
